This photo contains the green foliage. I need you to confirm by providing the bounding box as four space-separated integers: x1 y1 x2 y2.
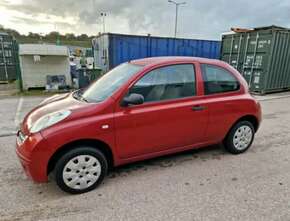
0 26 94 48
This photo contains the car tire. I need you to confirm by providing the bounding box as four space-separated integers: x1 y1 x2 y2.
54 147 108 194
224 121 255 154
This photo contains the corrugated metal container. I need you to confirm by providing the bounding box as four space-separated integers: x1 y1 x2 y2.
0 32 18 82
221 25 290 94
93 33 221 71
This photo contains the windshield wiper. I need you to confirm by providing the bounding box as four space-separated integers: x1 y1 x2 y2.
73 90 81 100
80 96 89 103
73 90 88 102
73 90 89 102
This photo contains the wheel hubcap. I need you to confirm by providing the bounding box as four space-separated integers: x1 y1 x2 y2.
63 155 101 190
233 125 253 150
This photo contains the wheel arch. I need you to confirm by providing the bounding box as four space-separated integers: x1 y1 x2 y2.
224 115 259 140
236 115 259 132
47 139 114 175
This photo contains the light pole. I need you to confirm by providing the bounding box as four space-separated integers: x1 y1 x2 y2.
100 12 107 33
39 32 44 44
168 0 186 38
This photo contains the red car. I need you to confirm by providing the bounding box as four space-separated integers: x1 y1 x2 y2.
16 57 261 194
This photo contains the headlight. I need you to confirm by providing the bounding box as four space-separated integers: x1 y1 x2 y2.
30 110 71 133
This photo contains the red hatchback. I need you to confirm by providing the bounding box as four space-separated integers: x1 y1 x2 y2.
16 57 261 194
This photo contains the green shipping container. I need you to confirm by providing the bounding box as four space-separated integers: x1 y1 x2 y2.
0 32 18 82
221 25 290 94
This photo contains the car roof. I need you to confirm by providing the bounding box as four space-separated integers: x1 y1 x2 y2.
130 56 223 67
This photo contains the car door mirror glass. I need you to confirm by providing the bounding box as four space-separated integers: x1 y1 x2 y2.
122 93 144 106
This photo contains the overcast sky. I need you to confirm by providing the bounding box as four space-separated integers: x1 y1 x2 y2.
0 0 289 40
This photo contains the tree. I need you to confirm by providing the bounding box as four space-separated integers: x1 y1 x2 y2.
77 34 89 40
28 32 40 38
0 26 21 38
46 31 61 40
65 33 76 40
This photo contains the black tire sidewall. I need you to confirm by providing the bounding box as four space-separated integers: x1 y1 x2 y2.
54 147 108 194
225 121 255 154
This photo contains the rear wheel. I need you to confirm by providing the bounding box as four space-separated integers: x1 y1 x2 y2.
224 121 255 154
54 147 108 194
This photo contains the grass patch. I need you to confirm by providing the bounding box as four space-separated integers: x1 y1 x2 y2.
16 37 92 48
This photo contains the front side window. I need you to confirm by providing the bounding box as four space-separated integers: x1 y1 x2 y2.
129 64 196 103
201 64 240 95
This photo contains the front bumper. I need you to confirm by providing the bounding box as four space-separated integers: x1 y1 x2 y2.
15 131 49 182
16 146 33 178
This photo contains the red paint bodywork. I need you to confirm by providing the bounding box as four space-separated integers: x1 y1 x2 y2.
16 57 262 183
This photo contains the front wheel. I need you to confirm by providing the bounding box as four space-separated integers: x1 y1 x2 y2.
224 121 255 154
54 147 108 194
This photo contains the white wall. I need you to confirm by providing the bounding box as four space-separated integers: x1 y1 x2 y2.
20 55 71 90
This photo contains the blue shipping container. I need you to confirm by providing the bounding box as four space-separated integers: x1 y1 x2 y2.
92 33 221 71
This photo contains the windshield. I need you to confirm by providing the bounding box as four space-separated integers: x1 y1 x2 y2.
81 63 143 103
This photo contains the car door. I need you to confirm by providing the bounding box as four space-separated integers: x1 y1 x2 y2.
200 64 242 142
114 63 209 159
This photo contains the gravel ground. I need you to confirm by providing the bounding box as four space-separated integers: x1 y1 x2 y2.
0 94 289 221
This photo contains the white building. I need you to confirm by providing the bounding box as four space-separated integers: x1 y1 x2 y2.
19 44 72 90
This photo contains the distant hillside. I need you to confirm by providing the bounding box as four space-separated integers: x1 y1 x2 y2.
16 36 92 48
0 25 94 48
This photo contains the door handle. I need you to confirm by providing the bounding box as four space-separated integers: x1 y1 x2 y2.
192 105 206 111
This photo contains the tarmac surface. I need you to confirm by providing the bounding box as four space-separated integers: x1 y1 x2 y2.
0 93 289 221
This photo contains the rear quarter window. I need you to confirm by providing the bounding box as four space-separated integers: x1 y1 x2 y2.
201 64 240 95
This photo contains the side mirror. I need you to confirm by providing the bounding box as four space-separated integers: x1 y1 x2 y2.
122 93 144 106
